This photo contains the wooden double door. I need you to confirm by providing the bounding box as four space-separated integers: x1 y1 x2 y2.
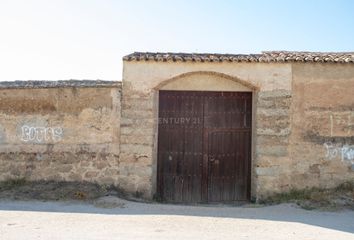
157 90 252 203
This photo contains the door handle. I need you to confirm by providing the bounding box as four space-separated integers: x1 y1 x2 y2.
210 158 219 164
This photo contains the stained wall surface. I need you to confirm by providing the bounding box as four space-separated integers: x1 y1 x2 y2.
0 82 121 186
289 64 354 192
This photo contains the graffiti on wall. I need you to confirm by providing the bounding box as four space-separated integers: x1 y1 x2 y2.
324 142 354 165
325 112 354 170
21 125 63 143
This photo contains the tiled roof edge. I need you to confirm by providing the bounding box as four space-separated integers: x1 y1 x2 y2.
123 51 354 63
0 80 121 89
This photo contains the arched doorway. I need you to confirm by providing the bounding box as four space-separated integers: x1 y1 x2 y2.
156 72 254 203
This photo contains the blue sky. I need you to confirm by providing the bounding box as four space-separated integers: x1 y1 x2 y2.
0 0 353 81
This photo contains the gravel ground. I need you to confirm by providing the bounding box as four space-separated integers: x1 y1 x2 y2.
0 198 353 240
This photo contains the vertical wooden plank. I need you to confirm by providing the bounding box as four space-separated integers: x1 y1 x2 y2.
201 93 209 202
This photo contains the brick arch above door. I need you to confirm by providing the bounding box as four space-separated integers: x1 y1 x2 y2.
154 71 259 92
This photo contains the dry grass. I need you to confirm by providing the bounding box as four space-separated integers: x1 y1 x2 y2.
261 181 354 210
0 178 27 190
0 178 125 202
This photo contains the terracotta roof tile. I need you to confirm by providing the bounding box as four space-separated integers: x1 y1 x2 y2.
123 51 354 64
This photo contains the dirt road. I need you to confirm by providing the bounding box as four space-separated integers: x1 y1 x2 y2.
0 198 353 240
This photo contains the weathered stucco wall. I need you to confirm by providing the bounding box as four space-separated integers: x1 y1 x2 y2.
121 61 293 199
1 61 353 201
289 64 354 191
0 81 121 186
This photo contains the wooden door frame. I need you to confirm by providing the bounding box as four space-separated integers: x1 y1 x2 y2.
155 90 254 202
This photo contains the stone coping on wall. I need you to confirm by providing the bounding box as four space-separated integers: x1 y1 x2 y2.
0 80 121 89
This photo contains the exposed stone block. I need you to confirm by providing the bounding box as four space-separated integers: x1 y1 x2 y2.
255 166 280 176
257 128 290 136
256 108 289 117
257 145 288 157
258 90 291 99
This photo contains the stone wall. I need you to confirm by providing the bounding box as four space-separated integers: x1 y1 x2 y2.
290 63 354 190
254 89 292 197
0 81 122 186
